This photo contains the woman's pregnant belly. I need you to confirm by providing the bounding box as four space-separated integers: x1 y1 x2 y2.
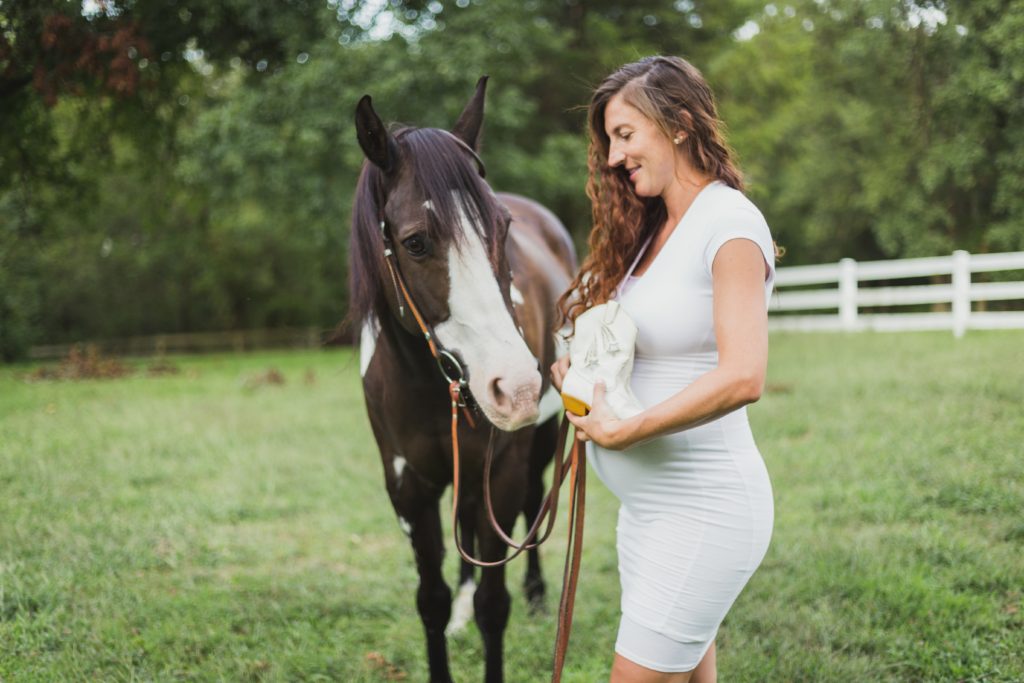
588 353 772 517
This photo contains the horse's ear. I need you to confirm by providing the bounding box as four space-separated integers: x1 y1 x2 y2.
356 95 400 174
451 75 488 152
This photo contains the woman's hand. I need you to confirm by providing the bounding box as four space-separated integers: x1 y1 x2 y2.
549 355 570 392
564 381 636 451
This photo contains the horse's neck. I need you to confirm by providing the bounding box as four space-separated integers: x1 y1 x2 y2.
378 310 439 382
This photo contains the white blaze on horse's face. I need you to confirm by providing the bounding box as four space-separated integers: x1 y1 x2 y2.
432 196 541 431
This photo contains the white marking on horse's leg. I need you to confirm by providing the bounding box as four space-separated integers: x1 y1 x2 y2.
510 283 525 305
445 578 476 635
393 455 407 485
359 317 381 377
535 385 563 425
397 516 412 536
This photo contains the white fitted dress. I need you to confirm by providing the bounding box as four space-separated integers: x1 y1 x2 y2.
588 180 776 672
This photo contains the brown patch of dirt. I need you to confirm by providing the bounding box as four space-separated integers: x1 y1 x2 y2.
241 368 286 390
364 651 408 680
26 344 133 381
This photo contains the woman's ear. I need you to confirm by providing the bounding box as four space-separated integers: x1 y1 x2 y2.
674 109 695 144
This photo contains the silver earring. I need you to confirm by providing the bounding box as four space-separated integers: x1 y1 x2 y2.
673 136 683 145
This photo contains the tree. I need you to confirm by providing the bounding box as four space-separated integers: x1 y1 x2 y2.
0 0 334 358
4 0 1021 359
711 0 1024 263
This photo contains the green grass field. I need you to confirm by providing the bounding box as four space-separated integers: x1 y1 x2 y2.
1 331 1022 682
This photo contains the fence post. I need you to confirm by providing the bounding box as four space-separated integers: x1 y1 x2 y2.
839 258 858 331
952 249 971 338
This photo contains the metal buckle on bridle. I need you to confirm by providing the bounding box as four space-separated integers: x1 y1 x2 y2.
437 349 469 405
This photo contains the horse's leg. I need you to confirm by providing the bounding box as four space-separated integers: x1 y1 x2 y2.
458 505 477 590
446 501 477 636
369 406 454 682
474 449 528 683
407 496 455 683
523 416 558 613
474 525 512 683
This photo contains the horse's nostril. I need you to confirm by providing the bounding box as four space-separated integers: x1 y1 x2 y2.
488 377 512 410
487 374 542 422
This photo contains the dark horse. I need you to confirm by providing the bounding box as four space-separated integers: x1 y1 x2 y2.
350 77 577 683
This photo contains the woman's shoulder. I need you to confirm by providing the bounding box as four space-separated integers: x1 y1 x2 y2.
697 182 775 277
703 182 767 226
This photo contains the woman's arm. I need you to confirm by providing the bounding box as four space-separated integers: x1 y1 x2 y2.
565 237 770 450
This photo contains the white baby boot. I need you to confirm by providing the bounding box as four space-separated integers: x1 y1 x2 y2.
560 300 644 420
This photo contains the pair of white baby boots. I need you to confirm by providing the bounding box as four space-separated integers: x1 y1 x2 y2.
560 300 644 420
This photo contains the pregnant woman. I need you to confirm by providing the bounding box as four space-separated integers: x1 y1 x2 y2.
551 55 780 683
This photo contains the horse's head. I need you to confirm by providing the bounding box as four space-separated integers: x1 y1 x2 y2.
352 78 541 431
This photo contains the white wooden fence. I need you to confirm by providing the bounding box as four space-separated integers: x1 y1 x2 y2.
768 250 1024 337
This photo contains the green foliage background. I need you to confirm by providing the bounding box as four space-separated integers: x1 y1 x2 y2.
2 0 1023 359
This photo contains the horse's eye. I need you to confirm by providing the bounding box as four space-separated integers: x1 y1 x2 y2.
402 234 429 257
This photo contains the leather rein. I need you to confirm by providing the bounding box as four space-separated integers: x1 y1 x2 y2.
374 166 585 682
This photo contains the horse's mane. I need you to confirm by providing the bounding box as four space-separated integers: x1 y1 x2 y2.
348 126 503 332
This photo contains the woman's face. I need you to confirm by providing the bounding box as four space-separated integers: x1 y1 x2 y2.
603 91 679 198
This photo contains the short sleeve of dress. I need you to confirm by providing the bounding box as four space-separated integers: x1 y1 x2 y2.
701 206 776 289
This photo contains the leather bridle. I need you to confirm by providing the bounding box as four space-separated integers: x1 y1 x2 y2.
373 143 585 682
377 208 480 427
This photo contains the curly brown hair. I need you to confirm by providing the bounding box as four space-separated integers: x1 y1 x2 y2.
558 55 778 326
